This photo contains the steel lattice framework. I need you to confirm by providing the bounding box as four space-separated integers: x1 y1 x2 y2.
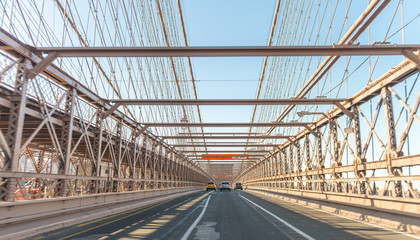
0 29 212 201
0 0 419 219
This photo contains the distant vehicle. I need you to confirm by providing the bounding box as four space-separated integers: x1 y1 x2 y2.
219 181 231 191
206 182 217 191
234 183 243 190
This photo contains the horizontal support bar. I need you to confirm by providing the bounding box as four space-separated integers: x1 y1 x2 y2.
178 132 267 135
195 160 258 162
174 144 278 147
38 45 420 57
191 158 263 160
185 142 274 144
186 154 265 156
180 150 271 153
109 98 348 105
142 122 310 127
161 135 290 139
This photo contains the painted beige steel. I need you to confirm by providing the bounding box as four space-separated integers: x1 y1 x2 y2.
0 187 198 225
37 45 420 57
109 98 348 105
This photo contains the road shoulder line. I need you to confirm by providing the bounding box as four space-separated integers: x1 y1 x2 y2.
180 194 212 240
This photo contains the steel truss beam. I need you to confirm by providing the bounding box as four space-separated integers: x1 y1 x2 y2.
186 141 278 144
194 160 257 162
180 150 270 153
108 98 348 105
187 155 264 158
236 53 420 202
38 45 420 57
174 144 279 147
0 28 215 201
0 27 178 156
178 132 266 135
141 122 310 127
161 135 289 139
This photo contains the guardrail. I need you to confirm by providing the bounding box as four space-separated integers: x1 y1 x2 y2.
0 187 200 226
248 187 420 235
247 186 420 217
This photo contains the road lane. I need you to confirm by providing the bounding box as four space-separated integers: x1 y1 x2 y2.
230 191 418 240
27 190 418 240
28 191 211 240
191 190 295 239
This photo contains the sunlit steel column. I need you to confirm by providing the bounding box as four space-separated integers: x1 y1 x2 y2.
140 136 148 190
280 149 286 189
304 135 312 190
34 150 45 198
169 152 175 188
91 108 104 193
156 144 163 189
149 140 157 189
162 150 169 188
1 59 30 202
289 144 294 189
127 128 139 191
55 88 76 197
382 88 403 197
330 119 342 192
111 120 123 192
315 129 325 191
274 152 280 188
352 106 366 194
295 140 303 189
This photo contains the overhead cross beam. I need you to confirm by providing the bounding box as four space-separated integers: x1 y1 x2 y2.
174 144 279 147
186 155 265 157
185 142 274 144
178 132 267 135
107 98 348 105
38 45 420 57
180 150 271 153
160 135 290 139
194 160 258 162
140 122 310 127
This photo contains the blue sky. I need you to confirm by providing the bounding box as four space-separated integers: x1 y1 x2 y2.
181 0 276 125
176 0 420 167
1 0 419 169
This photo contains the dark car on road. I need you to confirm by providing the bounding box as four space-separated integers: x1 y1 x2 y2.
234 183 243 190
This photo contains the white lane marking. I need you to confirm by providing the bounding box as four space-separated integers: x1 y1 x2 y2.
240 195 316 240
254 191 420 240
240 195 294 240
180 195 212 240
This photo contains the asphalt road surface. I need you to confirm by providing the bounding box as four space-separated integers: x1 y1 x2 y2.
29 190 418 240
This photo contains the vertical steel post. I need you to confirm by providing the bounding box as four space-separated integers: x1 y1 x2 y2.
316 129 324 191
289 144 294 188
91 108 104 193
55 88 76 197
1 59 30 201
112 120 123 192
330 119 342 192
295 140 302 189
352 106 366 194
382 88 402 196
305 135 312 190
